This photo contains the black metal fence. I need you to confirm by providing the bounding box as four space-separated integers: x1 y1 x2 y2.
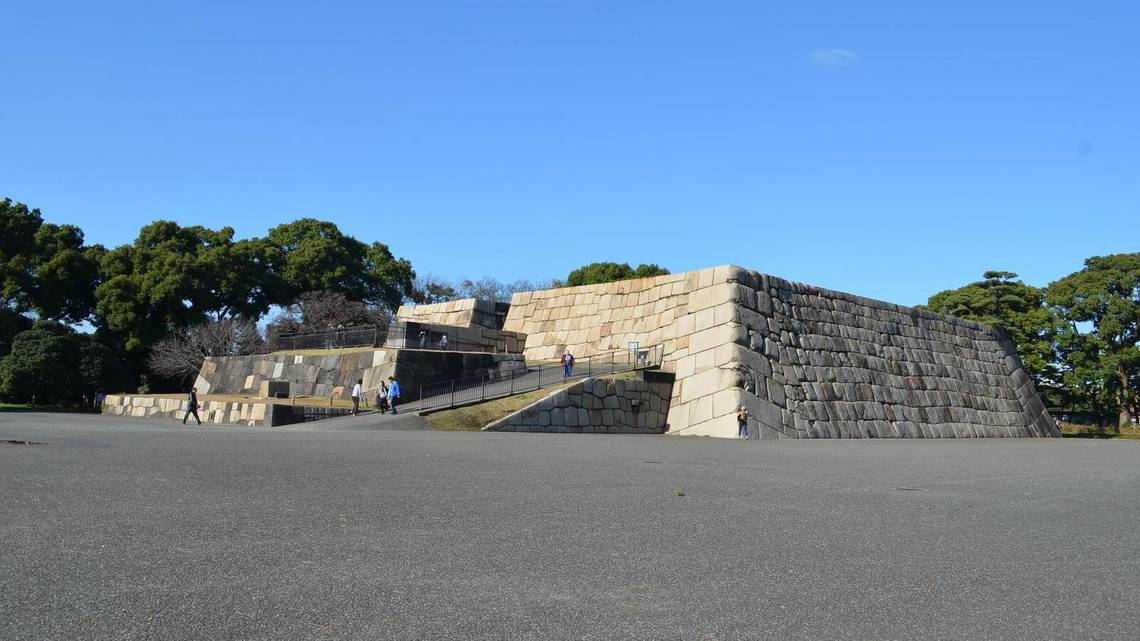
274 324 490 353
381 325 491 352
274 326 383 351
408 344 665 412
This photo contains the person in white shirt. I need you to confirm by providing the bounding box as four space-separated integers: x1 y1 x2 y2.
351 378 362 415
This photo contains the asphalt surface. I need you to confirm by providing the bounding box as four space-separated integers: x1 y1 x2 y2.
1 412 1137 641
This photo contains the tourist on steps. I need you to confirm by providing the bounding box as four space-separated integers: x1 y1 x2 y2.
182 387 202 425
561 350 575 379
351 379 362 415
387 376 400 414
736 405 749 440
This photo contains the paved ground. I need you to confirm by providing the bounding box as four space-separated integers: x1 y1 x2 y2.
1 412 1137 641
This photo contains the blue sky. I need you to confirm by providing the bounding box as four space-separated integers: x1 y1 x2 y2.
3 1 1137 306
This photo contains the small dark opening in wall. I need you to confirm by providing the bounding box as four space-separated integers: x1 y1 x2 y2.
0 438 44 446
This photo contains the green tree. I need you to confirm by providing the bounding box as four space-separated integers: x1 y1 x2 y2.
0 308 33 357
0 321 131 404
565 262 669 287
0 198 42 308
922 271 1062 396
1047 253 1140 427
265 219 414 310
0 198 103 323
95 221 278 354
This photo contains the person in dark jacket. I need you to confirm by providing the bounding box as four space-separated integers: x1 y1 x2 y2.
182 387 202 425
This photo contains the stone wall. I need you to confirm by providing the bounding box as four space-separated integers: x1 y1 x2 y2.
196 349 525 402
102 395 300 427
498 265 1057 439
483 372 674 434
383 321 527 354
395 298 510 330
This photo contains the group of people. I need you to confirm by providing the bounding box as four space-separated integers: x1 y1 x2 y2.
350 376 401 416
179 375 404 424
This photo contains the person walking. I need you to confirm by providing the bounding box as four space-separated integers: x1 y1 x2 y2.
736 405 750 440
561 350 575 379
351 378 362 415
182 387 202 425
439 334 448 349
376 381 389 413
387 376 401 414
418 330 427 348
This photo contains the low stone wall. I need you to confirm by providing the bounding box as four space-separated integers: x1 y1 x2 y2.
102 395 298 427
484 373 674 434
196 349 526 402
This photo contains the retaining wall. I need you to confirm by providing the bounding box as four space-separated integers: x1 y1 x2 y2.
497 265 1057 439
484 372 674 434
102 395 300 426
196 349 525 402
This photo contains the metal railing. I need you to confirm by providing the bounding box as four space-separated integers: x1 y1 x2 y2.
381 325 493 352
274 326 383 351
407 344 665 413
274 324 495 353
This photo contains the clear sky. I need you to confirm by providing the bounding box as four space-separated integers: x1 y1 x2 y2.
3 1 1137 306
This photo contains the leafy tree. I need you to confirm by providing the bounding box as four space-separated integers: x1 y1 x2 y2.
922 271 1063 397
565 262 669 287
0 198 103 323
0 321 130 404
29 223 105 323
94 221 277 354
0 308 33 357
0 198 43 309
77 341 134 398
1047 253 1140 427
265 219 414 310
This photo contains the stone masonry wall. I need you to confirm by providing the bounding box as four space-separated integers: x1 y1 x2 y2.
483 373 674 434
102 395 297 427
383 321 527 354
499 265 1056 439
196 349 525 402
395 298 509 330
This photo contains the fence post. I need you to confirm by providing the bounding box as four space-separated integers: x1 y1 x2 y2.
610 351 614 374
482 376 487 401
451 381 455 407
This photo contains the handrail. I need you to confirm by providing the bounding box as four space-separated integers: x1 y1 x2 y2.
407 344 665 413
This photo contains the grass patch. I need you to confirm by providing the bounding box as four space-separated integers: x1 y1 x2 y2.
1060 423 1140 440
425 384 576 431
425 371 639 432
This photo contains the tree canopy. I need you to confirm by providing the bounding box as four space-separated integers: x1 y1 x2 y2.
565 262 669 287
1046 253 1140 427
265 219 414 310
922 271 1062 395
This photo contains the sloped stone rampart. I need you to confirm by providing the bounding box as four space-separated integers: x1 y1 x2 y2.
483 373 674 434
499 265 1057 439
